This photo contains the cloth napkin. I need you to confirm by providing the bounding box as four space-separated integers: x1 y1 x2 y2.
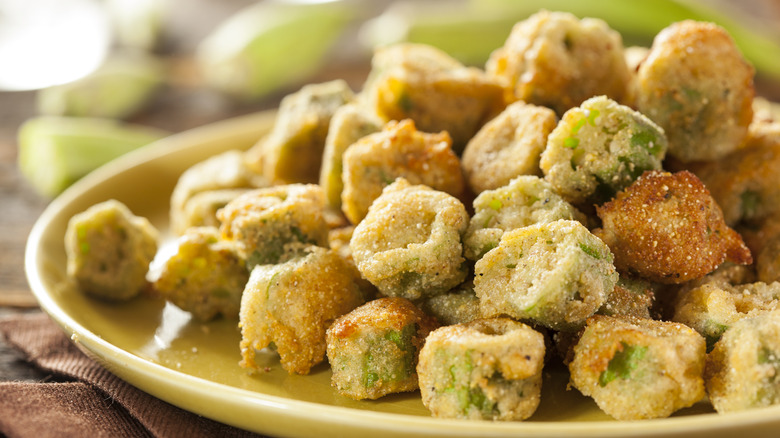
0 312 264 438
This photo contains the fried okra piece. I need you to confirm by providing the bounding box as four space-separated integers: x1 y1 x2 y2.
540 95 668 206
170 150 268 235
635 20 754 162
362 43 505 152
757 239 780 284
350 179 469 301
597 275 657 320
690 119 780 227
595 170 752 284
672 277 780 351
319 103 382 210
417 317 545 421
341 119 465 224
239 246 364 375
152 227 248 321
245 80 354 184
463 175 586 261
475 220 617 331
706 310 780 413
569 315 706 420
461 102 557 193
326 297 438 400
486 10 630 116
420 281 481 326
176 189 252 231
740 215 780 283
218 184 329 268
65 199 158 300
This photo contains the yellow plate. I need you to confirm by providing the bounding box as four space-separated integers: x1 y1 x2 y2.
25 109 780 437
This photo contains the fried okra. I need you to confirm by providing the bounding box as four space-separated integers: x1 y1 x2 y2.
672 277 780 351
176 189 251 232
690 119 780 227
245 80 354 184
540 95 668 206
706 310 780 413
595 170 752 284
461 102 557 193
635 20 754 162
326 297 438 400
417 317 546 421
239 246 364 375
598 275 657 320
741 215 780 284
350 179 469 301
757 239 780 284
362 43 505 152
475 220 617 331
170 150 267 235
420 281 481 326
152 227 248 321
319 103 382 210
341 119 465 224
218 184 329 268
463 175 586 261
569 315 706 420
486 10 631 115
65 199 158 300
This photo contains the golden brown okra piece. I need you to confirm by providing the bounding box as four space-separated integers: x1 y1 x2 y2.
326 297 438 400
65 199 158 300
417 317 546 421
239 246 364 375
569 315 706 420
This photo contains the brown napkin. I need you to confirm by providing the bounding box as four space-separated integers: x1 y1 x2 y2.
0 312 265 438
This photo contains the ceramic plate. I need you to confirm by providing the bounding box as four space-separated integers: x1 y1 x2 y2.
25 108 780 437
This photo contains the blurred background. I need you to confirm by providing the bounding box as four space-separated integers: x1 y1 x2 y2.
1 0 780 307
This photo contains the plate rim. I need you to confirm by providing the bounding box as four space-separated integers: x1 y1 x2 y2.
23 109 780 438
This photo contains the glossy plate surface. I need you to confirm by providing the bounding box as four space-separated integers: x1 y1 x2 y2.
25 109 780 438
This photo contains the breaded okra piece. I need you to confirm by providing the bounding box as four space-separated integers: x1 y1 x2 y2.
176 188 252 232
326 297 438 400
689 119 780 227
706 310 780 413
635 20 754 163
340 119 465 224
740 215 780 284
594 170 752 284
420 281 481 326
362 43 505 152
461 102 557 193
463 175 586 261
350 179 469 301
218 184 329 268
239 246 364 375
757 239 780 284
319 103 382 210
475 220 617 331
486 10 631 115
152 227 248 321
417 317 546 421
569 315 706 420
672 278 780 351
245 80 354 184
170 150 268 235
597 275 657 320
65 199 158 300
540 95 668 206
